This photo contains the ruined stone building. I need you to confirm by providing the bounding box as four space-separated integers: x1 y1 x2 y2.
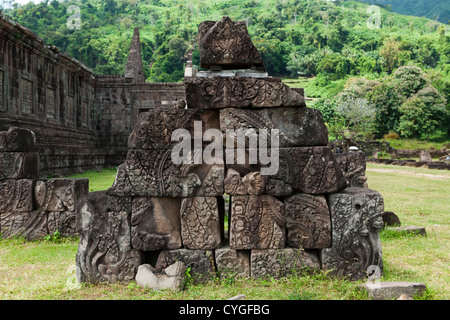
0 13 185 176
0 14 382 284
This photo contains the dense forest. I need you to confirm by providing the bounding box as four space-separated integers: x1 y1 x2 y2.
356 0 450 24
1 0 449 140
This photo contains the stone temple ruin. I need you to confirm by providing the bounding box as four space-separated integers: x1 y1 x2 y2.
73 16 384 283
0 14 383 284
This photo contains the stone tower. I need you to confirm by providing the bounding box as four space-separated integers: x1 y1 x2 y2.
124 27 145 84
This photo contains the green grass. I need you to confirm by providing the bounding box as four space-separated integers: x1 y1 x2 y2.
366 163 450 299
64 167 118 191
382 133 450 151
1 163 449 299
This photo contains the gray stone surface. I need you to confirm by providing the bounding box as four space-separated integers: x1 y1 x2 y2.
388 225 426 236
35 178 89 212
219 107 328 147
135 262 187 291
360 281 427 300
155 249 216 283
250 248 320 279
131 197 182 251
215 246 250 277
76 191 143 284
229 195 285 250
180 197 222 250
284 193 331 249
321 188 384 280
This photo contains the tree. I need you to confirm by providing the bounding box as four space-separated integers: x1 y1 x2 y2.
332 97 377 140
317 52 354 80
392 65 429 95
379 38 401 74
366 82 405 136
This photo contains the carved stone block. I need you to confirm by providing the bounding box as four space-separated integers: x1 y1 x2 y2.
335 151 368 188
321 188 384 281
284 193 331 249
219 107 328 147
184 76 305 109
0 127 35 152
48 211 77 237
226 146 347 195
270 147 347 195
131 197 182 251
180 196 221 250
224 169 266 195
0 211 48 241
229 195 285 250
215 246 250 277
127 108 220 150
35 178 89 212
0 152 39 180
250 248 321 279
0 179 35 212
198 16 264 70
107 151 224 197
155 249 216 283
76 191 143 284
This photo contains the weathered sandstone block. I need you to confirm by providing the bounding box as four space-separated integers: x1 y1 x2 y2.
155 249 216 283
321 188 384 280
198 16 264 70
180 196 222 250
0 179 35 212
184 76 305 109
229 195 285 250
0 152 39 180
0 127 35 152
224 169 266 195
227 146 347 195
107 151 224 197
76 191 143 284
35 178 89 212
250 248 320 279
335 151 368 188
127 108 220 150
0 211 48 240
131 197 182 251
219 107 328 147
215 246 250 277
47 211 78 237
285 193 331 249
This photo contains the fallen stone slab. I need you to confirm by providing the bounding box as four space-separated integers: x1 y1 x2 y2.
389 225 426 236
135 261 187 291
360 281 427 300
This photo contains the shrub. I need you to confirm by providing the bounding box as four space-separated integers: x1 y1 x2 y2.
383 132 400 140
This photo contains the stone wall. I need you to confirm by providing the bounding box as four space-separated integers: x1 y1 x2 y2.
0 127 88 239
0 13 185 176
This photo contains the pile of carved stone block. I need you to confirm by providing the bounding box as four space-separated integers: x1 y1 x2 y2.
0 127 88 240
75 17 384 284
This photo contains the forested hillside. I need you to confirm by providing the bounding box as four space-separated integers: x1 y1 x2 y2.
1 0 449 140
356 0 450 24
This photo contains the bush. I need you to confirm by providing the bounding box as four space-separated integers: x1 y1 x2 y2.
317 52 354 81
383 132 400 140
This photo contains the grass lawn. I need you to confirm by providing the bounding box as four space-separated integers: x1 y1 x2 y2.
0 164 448 300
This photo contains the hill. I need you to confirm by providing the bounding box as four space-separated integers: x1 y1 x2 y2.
355 0 450 24
1 0 448 81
